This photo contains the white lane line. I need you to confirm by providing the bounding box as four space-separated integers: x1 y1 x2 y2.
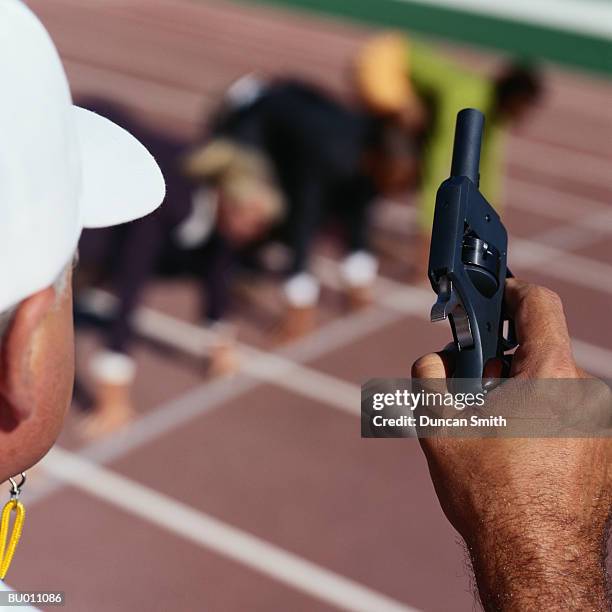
546 85 612 123
390 0 612 39
63 23 612 190
80 224 612 385
521 113 612 158
41 447 418 612
511 238 612 295
27 295 404 505
507 138 612 189
313 257 612 379
28 312 401 504
373 198 612 294
375 180 612 240
67 56 612 193
314 258 433 314
513 223 605 252
283 303 403 363
24 375 264 505
65 58 204 125
68 60 612 191
135 308 360 415
85 254 612 383
240 350 360 415
79 289 362 416
507 180 612 226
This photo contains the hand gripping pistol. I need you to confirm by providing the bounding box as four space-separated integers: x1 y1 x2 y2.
428 108 515 387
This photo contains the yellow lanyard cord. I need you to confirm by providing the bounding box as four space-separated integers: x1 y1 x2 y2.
0 498 25 580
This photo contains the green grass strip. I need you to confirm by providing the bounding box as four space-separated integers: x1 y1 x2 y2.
241 0 612 76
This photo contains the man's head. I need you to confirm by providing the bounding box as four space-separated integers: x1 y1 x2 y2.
362 117 421 196
184 139 284 246
0 1 164 481
493 62 543 122
0 263 75 479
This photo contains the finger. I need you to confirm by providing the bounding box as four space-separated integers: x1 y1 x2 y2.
412 351 452 430
504 278 574 374
412 350 454 378
505 279 572 349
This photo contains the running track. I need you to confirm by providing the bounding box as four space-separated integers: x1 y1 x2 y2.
10 1 612 610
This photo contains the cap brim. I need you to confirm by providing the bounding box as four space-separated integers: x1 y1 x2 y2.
73 106 166 228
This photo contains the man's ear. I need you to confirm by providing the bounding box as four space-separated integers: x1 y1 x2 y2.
0 286 56 426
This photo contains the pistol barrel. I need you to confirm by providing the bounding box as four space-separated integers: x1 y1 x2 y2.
450 108 484 186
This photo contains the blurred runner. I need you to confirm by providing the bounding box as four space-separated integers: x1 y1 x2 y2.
354 33 543 274
75 99 282 438
188 78 419 340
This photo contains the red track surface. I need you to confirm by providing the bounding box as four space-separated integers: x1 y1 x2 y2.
8 1 612 610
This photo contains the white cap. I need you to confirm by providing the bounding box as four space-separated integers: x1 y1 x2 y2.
0 1 165 311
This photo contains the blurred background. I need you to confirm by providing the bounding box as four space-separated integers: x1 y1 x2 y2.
11 0 612 610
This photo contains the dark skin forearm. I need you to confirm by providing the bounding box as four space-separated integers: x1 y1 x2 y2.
413 280 612 611
467 517 609 611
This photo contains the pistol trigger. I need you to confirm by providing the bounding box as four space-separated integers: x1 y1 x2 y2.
430 277 456 322
430 277 474 350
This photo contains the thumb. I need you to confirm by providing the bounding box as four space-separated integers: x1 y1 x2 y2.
411 351 453 378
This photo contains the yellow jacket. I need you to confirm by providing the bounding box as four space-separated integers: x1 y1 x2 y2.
356 34 504 233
